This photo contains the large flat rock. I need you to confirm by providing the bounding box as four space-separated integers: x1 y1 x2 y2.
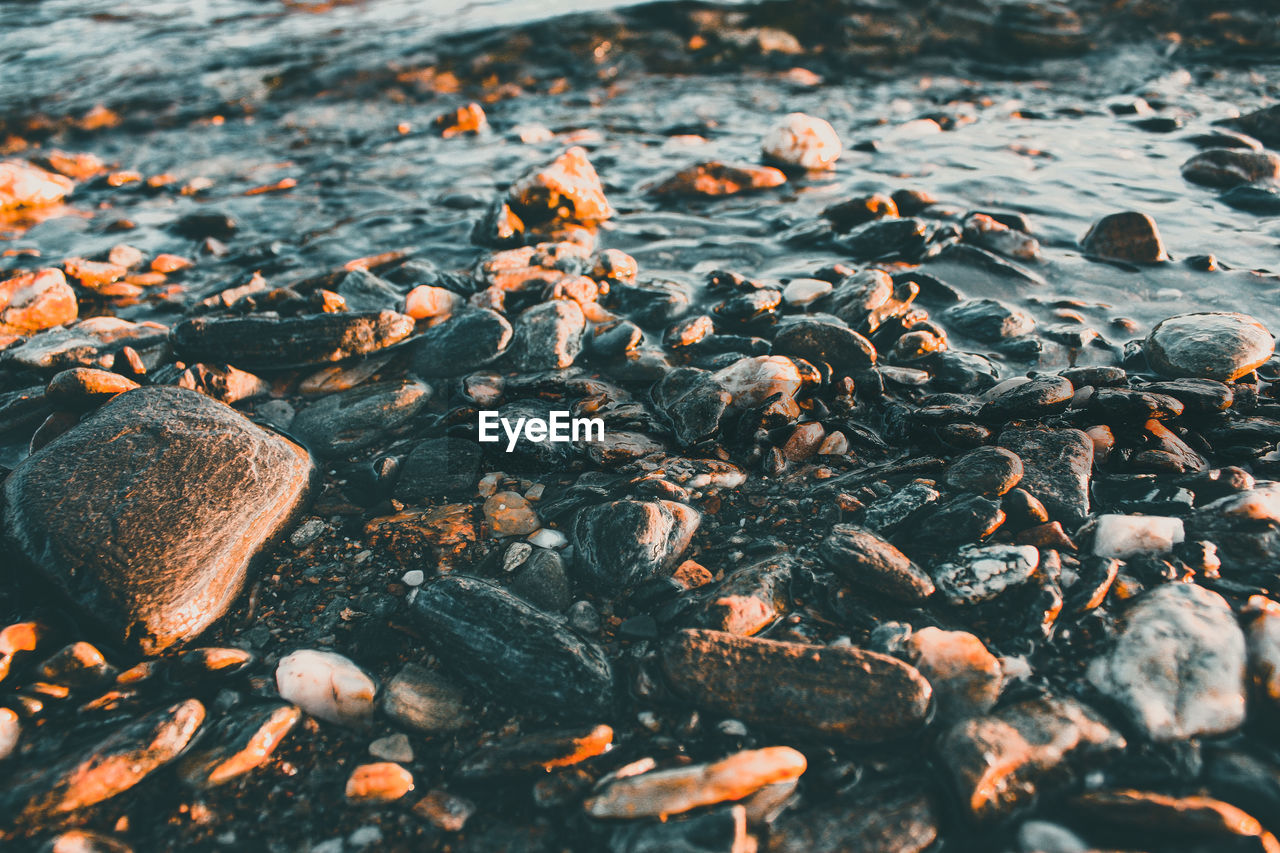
2 386 312 654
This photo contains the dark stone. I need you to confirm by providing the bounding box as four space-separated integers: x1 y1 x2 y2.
1143 379 1234 414
819 524 935 602
768 785 939 853
510 549 572 612
611 279 691 326
2 387 312 653
1000 427 1094 527
698 554 792 635
833 218 928 260
981 376 1074 420
926 351 1001 393
412 309 513 378
772 318 876 370
572 500 700 592
1217 104 1280 147
511 300 585 370
172 311 415 370
945 299 1035 342
1081 212 1168 263
946 446 1024 496
1089 388 1185 422
173 211 237 240
336 269 402 312
409 575 614 715
395 437 484 501
1145 313 1274 382
611 805 754 853
862 482 940 534
1182 149 1280 188
177 702 301 789
913 493 1006 549
652 368 732 446
291 380 429 458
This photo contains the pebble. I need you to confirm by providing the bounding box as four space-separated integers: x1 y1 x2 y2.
395 436 483 500
650 161 787 197
1000 427 1094 526
1091 514 1185 558
1087 583 1246 740
1185 484 1280 572
411 308 514 377
611 804 754 853
937 695 1125 821
585 746 806 819
661 628 931 741
172 310 415 369
404 284 461 319
44 367 139 409
946 446 1023 496
275 650 377 726
932 544 1040 606
761 112 842 170
700 554 792 636
345 762 414 803
768 785 938 853
781 277 833 307
981 375 1074 420
0 707 19 760
819 524 935 602
1181 148 1280 187
904 627 1003 722
572 499 700 591
713 355 803 407
512 299 586 369
946 298 1036 342
291 380 429 458
0 268 78 334
409 575 614 714
413 790 476 832
369 733 414 763
510 548 572 611
0 159 75 209
177 703 301 789
652 367 732 445
2 699 205 826
484 490 541 537
507 146 613 226
1145 312 1274 381
1081 211 1168 262
772 317 877 370
2 387 312 653
381 663 470 733
1 316 168 372
41 830 135 853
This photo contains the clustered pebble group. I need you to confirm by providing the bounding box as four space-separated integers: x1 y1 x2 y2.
1 97 1280 852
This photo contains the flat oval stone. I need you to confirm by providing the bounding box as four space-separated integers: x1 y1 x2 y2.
172 310 415 370
1145 312 1274 381
177 702 301 789
2 387 312 654
946 446 1024 496
819 524 935 602
411 308 513 378
1080 211 1168 263
291 379 429 458
1181 148 1280 187
276 649 377 726
772 318 877 370
409 575 615 715
661 628 932 742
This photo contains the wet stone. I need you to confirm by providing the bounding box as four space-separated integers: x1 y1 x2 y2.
395 437 483 500
661 628 932 742
411 308 513 377
649 161 786 198
819 524 935 602
507 146 613 227
0 159 75 209
862 481 941 534
511 299 585 370
1000 427 1094 527
369 733 414 763
409 575 615 715
2 386 312 654
336 269 402 312
177 702 301 789
381 663 470 733
1081 211 1168 263
905 627 1003 722
937 695 1125 822
1070 789 1280 851
932 544 1040 606
762 112 841 171
510 548 572 612
1145 312 1274 381
767 785 939 853
1181 148 1280 188
172 310 415 370
1143 378 1234 414
39 830 134 853
1089 388 1184 421
346 762 414 803
572 499 700 592
946 446 1023 496
414 790 476 833
772 317 876 371
0 268 78 335
1088 583 1246 741
291 380 429 458
946 298 1035 342
699 554 792 636
610 804 753 853
0 707 19 760
913 493 1006 548
982 376 1074 420
276 650 377 726
585 746 806 820
484 490 541 537
1 317 169 373
2 699 205 828
652 367 732 446
459 724 612 778
1092 514 1185 558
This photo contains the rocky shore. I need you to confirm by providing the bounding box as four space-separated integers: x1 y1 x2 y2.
2 0 1280 850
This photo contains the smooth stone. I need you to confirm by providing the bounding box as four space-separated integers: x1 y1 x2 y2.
171 311 415 370
572 500 700 592
291 380 429 458
411 309 513 378
937 695 1125 821
1185 485 1280 572
661 628 932 742
508 146 613 225
946 447 1024 496
1092 514 1185 558
904 627 1003 722
512 299 585 370
1089 388 1185 421
932 544 1040 606
1143 378 1234 414
610 804 753 853
0 268 77 334
699 554 792 636
483 491 541 537
1218 103 1280 147
1000 427 1094 527
762 112 842 171
819 524 935 602
177 702 301 789
369 733 414 763
913 493 1006 548
652 367 732 446
510 548 572 612
862 482 941 534
946 299 1035 342
981 376 1074 420
2 387 312 653
1081 211 1168 263
459 724 613 778
585 746 806 819
346 762 414 803
649 161 786 198
1249 606 1280 715
409 575 615 715
1145 312 1274 381
781 277 833 307
0 707 19 760
414 789 477 833
395 437 483 500
1 317 169 373
276 650 377 726
336 269 402 312
39 830 135 853
1181 148 1280 187
1070 789 1280 851
767 785 939 853
381 663 471 733
713 356 803 407
1087 583 1246 740
2 699 205 826
772 318 876 370
1017 821 1090 853
404 284 461 320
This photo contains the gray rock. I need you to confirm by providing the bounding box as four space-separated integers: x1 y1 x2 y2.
381 663 471 733
411 309 513 378
768 785 939 853
819 524 935 602
652 368 732 446
1145 312 1274 382
946 299 1035 342
772 317 876 370
946 446 1024 496
395 437 483 500
1181 148 1280 187
698 553 793 635
932 544 1040 606
981 376 1074 420
510 548 572 612
913 493 1006 549
512 299 585 370
171 311 415 370
937 695 1124 821
2 387 312 653
1087 582 1246 741
572 500 700 592
1000 427 1094 527
336 269 403 312
291 380 429 458
862 482 941 534
1081 211 1168 263
1185 484 1280 573
409 575 614 715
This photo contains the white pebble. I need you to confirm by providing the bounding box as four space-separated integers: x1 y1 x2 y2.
781 277 833 307
0 708 20 760
276 650 377 726
369 733 414 763
762 113 842 170
527 527 569 549
402 569 425 587
1092 514 1185 558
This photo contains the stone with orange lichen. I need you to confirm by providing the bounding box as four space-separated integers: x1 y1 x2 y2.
345 762 415 803
507 146 613 227
649 161 786 198
433 102 489 138
0 268 77 334
0 159 75 209
3 699 205 827
584 746 806 819
937 695 1124 822
484 490 541 537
